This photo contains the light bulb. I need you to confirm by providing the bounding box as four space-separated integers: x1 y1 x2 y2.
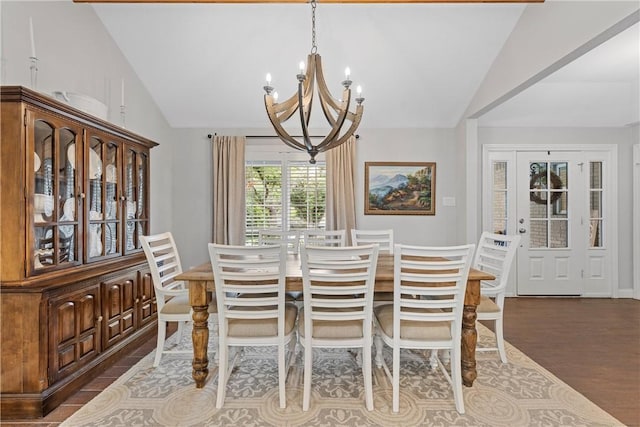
345 67 351 79
299 61 305 73
356 85 362 96
273 91 279 101
266 73 272 85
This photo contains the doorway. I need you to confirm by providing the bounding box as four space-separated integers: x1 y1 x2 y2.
483 145 617 297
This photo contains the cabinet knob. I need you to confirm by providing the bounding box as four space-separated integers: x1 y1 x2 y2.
78 193 86 199
136 298 140 303
97 315 103 322
120 196 126 201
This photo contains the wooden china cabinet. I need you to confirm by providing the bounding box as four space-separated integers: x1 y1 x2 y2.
0 86 158 419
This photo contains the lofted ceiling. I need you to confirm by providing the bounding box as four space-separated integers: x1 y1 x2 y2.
92 2 639 130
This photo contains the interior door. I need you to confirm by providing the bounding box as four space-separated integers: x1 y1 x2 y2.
516 151 587 295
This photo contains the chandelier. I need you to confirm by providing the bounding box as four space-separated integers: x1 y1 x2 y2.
263 0 364 164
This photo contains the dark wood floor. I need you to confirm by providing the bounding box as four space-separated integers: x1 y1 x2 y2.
4 298 639 426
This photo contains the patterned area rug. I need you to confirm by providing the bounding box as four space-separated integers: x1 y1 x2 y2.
61 325 623 427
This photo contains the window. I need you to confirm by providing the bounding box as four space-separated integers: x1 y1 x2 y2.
245 159 326 245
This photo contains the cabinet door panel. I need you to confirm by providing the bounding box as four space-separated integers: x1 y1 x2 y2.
138 271 156 327
49 285 100 382
102 275 137 349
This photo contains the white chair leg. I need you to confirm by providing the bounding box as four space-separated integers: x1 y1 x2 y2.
363 344 374 411
278 343 286 409
176 320 185 344
392 346 400 413
154 320 167 367
216 342 228 409
495 317 508 363
302 345 312 411
451 348 465 414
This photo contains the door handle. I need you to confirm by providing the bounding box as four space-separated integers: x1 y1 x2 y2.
519 228 527 233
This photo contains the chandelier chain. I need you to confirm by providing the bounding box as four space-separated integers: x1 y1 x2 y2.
311 0 317 54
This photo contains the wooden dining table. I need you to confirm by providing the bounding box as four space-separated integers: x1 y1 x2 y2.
176 253 494 389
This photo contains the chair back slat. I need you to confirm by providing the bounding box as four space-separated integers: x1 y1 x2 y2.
301 244 379 340
472 232 521 293
393 243 475 335
209 243 287 334
140 232 185 311
303 229 346 247
258 229 301 254
351 229 394 254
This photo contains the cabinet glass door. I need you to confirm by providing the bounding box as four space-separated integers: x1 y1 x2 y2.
123 148 149 254
32 113 81 272
87 133 121 260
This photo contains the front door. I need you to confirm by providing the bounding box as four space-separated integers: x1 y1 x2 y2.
516 151 587 295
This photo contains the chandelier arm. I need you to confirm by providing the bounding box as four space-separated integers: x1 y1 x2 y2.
317 87 350 144
265 96 307 152
270 93 300 121
297 80 314 152
313 53 345 127
317 104 363 152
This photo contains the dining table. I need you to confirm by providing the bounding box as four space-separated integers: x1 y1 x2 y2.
176 253 494 389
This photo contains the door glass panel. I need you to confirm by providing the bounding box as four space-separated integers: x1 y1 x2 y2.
125 150 136 251
528 161 570 249
34 225 54 268
551 162 568 189
105 223 118 255
550 220 568 248
105 142 120 256
529 198 547 219
551 192 568 218
590 162 602 189
529 220 548 248
105 143 119 220
137 154 147 220
590 161 604 247
89 137 104 219
88 137 104 259
88 223 103 258
492 161 507 234
34 121 54 224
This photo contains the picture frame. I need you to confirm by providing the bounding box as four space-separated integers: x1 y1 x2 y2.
364 162 436 215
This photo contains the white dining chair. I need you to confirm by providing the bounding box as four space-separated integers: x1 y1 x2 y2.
302 229 346 247
351 228 394 254
374 243 475 414
208 243 297 409
299 244 379 411
141 232 217 367
258 229 301 255
473 232 521 363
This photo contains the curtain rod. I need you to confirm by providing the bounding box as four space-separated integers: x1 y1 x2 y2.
207 133 359 139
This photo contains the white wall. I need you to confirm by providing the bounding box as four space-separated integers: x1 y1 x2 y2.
354 128 462 246
170 129 213 269
478 126 636 294
169 127 464 268
1 1 174 233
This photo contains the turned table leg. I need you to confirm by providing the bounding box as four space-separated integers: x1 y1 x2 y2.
461 277 480 387
190 281 210 388
461 304 478 387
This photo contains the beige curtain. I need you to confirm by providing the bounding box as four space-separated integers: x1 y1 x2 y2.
212 135 246 245
326 136 357 244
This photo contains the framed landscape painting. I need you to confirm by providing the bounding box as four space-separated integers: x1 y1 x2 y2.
365 162 436 215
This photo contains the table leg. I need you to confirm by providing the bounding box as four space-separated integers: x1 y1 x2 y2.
461 304 478 387
190 281 209 388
